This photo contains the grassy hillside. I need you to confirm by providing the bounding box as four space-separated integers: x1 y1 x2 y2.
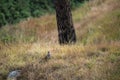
0 0 120 80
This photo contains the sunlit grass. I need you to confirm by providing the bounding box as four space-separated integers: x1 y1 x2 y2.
0 42 120 80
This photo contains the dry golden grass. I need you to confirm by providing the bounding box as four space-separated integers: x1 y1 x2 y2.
0 42 120 80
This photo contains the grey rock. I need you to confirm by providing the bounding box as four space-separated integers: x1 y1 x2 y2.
7 70 21 80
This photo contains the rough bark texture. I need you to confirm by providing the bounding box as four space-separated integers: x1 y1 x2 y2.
54 0 76 44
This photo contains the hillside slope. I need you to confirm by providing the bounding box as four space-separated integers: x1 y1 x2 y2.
0 0 120 80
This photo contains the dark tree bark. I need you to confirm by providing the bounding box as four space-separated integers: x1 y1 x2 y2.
54 0 76 44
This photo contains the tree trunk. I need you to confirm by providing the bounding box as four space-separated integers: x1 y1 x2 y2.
54 0 76 44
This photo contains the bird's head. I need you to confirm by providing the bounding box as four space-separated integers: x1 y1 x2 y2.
48 51 50 54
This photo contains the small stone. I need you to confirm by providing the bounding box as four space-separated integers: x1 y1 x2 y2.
7 70 21 80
